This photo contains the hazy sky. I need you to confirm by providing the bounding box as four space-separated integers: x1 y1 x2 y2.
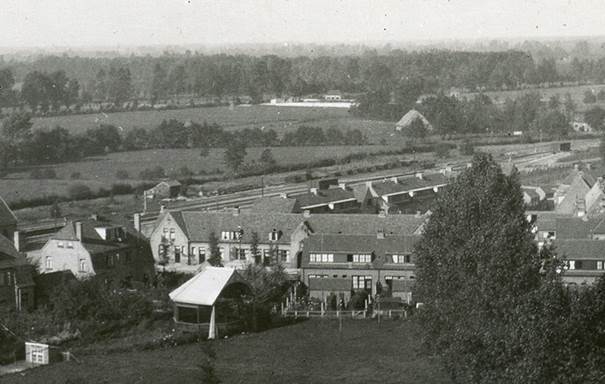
2 0 604 48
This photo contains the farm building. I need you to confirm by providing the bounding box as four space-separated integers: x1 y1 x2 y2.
169 266 252 338
145 180 182 199
395 109 433 132
324 90 343 101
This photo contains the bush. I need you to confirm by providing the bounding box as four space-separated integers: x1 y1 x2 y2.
434 143 451 158
68 183 93 200
459 139 475 156
116 169 130 179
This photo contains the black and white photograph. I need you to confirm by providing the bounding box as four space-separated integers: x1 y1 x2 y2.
1 1 605 382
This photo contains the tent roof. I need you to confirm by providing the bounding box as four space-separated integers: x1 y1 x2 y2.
395 109 432 130
169 266 249 306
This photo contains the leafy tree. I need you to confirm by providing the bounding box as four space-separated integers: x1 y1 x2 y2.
224 139 247 173
536 109 570 138
207 232 222 267
68 183 92 200
415 153 545 382
584 106 605 131
434 143 450 158
49 200 62 219
259 148 275 166
0 68 16 107
563 92 576 119
150 63 168 104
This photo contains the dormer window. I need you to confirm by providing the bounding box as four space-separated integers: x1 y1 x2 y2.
58 241 64 248
391 254 413 264
67 242 73 249
269 229 279 241
221 230 243 241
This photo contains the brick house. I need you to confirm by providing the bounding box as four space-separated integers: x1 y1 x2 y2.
149 210 426 274
556 239 605 285
367 172 450 214
30 216 154 282
0 234 35 311
301 233 419 303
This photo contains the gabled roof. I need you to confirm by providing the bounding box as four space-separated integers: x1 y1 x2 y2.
522 187 541 202
162 180 182 187
0 196 17 227
249 196 299 214
395 109 432 130
304 214 426 236
295 188 357 209
169 266 249 306
371 173 449 197
556 239 605 260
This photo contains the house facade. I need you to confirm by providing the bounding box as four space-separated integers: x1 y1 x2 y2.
148 210 427 274
31 216 154 282
301 233 419 303
145 180 182 199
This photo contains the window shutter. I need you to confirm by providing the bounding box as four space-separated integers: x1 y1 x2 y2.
347 254 353 262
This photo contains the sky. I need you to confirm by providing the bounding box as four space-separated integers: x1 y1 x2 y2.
1 0 604 48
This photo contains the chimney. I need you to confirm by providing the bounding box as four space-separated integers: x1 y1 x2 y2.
160 204 166 213
90 214 98 221
310 187 318 196
13 231 21 252
415 210 422 218
586 163 592 170
377 229 385 239
303 210 311 218
415 172 423 180
574 163 579 170
75 222 83 241
233 207 240 216
134 213 141 232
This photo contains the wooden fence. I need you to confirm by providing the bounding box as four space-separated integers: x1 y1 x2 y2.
282 309 408 320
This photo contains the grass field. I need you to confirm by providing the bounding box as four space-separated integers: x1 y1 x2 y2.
0 145 403 204
31 105 399 144
461 83 605 112
4 319 451 384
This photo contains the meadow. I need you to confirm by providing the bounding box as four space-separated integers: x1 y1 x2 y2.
31 105 399 144
4 319 452 384
0 145 401 204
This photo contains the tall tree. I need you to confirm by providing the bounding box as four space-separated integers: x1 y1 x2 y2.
224 139 247 173
150 63 168 104
415 153 543 382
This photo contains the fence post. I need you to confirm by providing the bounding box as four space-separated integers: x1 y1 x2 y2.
321 302 325 317
294 310 298 319
388 310 392 318
306 311 310 318
404 310 408 319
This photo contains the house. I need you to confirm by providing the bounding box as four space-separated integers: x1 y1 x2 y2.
366 172 449 214
169 266 251 339
145 180 182 199
324 90 342 101
301 233 419 303
30 215 154 283
0 234 35 311
572 121 593 133
0 195 17 240
556 239 605 285
249 196 300 214
149 210 427 274
553 166 604 217
522 186 546 208
395 109 433 132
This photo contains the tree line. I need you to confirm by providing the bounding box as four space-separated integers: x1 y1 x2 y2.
0 113 368 169
3 49 605 111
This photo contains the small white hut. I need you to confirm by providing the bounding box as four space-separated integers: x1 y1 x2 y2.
395 109 433 132
169 266 251 339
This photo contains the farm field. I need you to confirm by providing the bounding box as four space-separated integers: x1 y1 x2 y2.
4 319 452 384
0 145 399 203
31 105 399 144
461 83 605 112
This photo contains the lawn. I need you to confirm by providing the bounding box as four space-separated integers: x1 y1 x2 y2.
4 319 452 384
31 105 399 145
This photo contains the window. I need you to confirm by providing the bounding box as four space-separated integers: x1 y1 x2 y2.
269 229 279 241
125 251 132 264
391 254 412 264
308 274 328 279
280 250 289 263
568 260 576 270
546 231 556 240
57 241 64 248
106 254 115 267
237 248 247 260
221 231 242 241
352 275 372 290
79 259 87 272
175 247 181 263
350 254 372 263
45 257 53 270
66 242 73 249
169 228 176 241
310 253 333 263
598 261 604 270
198 248 206 264
162 228 168 241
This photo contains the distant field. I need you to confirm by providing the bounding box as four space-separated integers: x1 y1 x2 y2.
0 145 397 203
4 319 452 384
31 105 399 144
462 83 605 112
